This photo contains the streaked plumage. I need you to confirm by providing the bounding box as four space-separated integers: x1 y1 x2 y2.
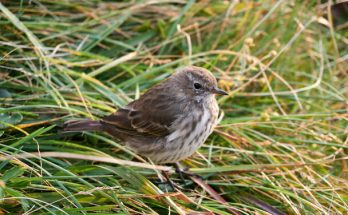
64 66 227 163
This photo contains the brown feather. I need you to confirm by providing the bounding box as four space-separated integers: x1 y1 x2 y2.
101 78 186 138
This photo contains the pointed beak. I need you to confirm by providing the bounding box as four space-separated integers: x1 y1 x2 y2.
211 87 228 95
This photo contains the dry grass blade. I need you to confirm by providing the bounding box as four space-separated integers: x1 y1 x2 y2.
190 176 241 215
1 152 173 172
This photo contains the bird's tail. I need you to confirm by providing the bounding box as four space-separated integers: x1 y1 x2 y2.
64 119 103 132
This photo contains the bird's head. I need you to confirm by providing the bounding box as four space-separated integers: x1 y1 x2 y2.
171 66 228 102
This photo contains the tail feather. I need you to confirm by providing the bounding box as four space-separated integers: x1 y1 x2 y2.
64 119 102 132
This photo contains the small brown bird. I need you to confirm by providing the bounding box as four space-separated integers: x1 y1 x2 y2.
64 66 227 164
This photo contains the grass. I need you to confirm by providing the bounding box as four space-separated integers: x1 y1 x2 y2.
0 0 347 214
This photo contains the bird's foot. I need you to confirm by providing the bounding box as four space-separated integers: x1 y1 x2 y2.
154 164 203 191
175 167 201 179
174 163 202 184
152 171 180 192
151 179 177 191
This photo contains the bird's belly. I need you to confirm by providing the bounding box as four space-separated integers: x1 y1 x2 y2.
147 105 218 163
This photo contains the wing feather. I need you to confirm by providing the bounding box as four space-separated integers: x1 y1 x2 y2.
101 82 184 138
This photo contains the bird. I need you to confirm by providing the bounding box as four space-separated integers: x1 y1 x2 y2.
64 66 228 164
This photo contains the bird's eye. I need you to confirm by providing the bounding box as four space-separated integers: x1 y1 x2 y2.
194 82 202 89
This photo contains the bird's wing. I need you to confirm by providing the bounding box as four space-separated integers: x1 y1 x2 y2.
101 84 184 137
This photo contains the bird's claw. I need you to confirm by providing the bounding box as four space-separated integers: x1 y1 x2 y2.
175 165 202 183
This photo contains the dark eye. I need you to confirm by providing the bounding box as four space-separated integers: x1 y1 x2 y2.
194 82 202 89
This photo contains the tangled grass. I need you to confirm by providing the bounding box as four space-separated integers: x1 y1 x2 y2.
0 0 347 214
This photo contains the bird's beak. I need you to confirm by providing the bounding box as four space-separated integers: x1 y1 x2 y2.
211 87 228 95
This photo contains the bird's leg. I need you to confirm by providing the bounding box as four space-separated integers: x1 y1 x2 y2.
161 170 178 191
174 162 202 180
162 171 175 190
151 171 178 191
174 163 187 183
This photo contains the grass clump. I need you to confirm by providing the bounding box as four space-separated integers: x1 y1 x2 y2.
0 0 347 214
